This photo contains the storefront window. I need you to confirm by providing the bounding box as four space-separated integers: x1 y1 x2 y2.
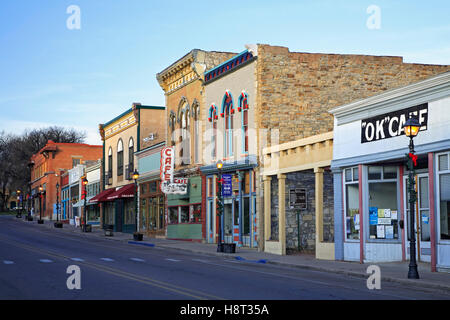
180 206 189 223
192 204 201 223
124 200 135 225
344 167 359 240
169 207 178 224
141 198 147 231
438 152 450 240
368 165 399 240
243 197 250 235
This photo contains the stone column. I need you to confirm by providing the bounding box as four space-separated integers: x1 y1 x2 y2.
263 176 272 241
315 167 324 243
278 173 287 255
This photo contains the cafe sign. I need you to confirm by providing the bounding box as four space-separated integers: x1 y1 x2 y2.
160 146 188 194
361 103 428 143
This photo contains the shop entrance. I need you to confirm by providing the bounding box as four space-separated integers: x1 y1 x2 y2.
223 198 240 245
403 173 431 262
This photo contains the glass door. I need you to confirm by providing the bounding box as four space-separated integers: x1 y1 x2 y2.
404 173 431 262
207 200 215 243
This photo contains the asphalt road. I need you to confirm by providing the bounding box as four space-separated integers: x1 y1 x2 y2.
1 215 450 301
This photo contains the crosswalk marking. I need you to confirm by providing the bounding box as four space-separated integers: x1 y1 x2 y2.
166 258 180 262
39 259 53 263
130 258 145 262
3 260 14 265
100 258 114 262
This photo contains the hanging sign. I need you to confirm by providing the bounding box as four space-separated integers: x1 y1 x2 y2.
289 188 307 209
361 103 428 143
160 146 188 194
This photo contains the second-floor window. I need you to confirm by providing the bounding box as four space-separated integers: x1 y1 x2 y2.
239 92 249 154
128 138 134 172
108 147 113 177
222 91 234 158
117 139 123 177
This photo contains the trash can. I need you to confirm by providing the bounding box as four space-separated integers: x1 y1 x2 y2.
104 224 114 236
223 243 236 253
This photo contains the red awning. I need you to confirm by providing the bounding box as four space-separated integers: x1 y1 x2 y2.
89 188 116 203
106 184 136 200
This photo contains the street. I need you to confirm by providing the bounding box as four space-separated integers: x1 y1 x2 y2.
1 216 449 300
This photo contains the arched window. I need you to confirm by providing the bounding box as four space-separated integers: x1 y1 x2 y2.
169 112 176 146
209 104 218 159
128 138 134 172
108 147 113 177
178 98 190 165
221 91 234 158
117 139 124 177
239 92 249 153
192 101 200 163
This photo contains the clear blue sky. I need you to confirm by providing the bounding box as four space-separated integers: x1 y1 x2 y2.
1 0 449 145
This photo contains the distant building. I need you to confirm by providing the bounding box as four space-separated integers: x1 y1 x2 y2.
29 140 102 220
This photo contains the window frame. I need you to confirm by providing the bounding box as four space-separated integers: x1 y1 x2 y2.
436 151 450 243
117 139 124 177
343 166 360 242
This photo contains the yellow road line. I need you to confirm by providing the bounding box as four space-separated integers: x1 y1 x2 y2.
0 236 224 300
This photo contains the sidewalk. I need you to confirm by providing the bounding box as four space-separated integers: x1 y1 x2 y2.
22 217 450 294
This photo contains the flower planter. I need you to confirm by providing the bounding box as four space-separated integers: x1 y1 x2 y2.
104 224 114 237
223 243 236 253
133 233 143 241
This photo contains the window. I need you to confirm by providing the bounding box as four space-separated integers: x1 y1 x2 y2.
208 178 214 197
128 138 134 172
72 158 81 168
193 102 200 164
239 92 249 153
368 165 399 240
124 200 135 225
169 112 176 147
169 207 178 224
437 152 450 240
117 139 123 176
222 91 234 158
180 206 189 223
344 167 360 240
209 105 217 159
108 147 113 177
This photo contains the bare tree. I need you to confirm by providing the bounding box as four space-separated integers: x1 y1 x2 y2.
0 127 86 212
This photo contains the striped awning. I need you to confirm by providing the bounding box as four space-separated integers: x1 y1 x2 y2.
106 184 136 200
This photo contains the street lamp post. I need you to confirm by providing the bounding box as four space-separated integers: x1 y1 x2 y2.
403 117 421 279
55 182 62 228
82 176 89 232
132 169 142 240
16 190 21 218
216 160 224 252
38 186 44 224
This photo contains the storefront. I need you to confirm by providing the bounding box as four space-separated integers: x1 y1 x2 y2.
201 159 258 248
330 71 450 272
105 183 137 234
136 142 166 237
166 174 203 242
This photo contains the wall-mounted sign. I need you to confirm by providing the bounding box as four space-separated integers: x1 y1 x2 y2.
221 174 232 197
289 188 307 209
160 146 188 194
361 103 428 143
143 133 158 143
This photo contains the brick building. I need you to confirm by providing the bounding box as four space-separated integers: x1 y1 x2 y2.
29 140 102 220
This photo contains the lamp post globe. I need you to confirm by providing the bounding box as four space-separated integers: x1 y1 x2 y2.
402 117 421 279
38 186 44 224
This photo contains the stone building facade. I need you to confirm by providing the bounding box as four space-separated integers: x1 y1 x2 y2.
255 44 450 147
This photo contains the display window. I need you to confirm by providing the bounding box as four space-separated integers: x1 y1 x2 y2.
437 151 450 241
368 165 399 240
168 204 202 224
344 167 360 240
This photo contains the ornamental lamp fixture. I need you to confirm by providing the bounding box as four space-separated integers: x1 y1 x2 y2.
216 160 223 171
403 117 421 138
82 176 88 186
132 169 139 181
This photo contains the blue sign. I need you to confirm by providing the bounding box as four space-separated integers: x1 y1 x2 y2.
221 174 232 197
369 207 378 225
